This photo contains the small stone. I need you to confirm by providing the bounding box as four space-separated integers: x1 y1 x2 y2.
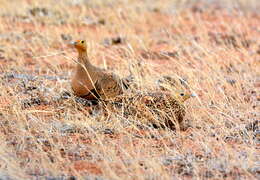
226 78 236 86
29 7 49 17
162 157 173 166
103 128 114 135
103 36 126 46
61 34 72 41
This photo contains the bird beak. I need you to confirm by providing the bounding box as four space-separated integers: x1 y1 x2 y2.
191 92 197 97
68 41 76 47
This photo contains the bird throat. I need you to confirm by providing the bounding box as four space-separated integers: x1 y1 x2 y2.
76 49 98 84
78 50 92 67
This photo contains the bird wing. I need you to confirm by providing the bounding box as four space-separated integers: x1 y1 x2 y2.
95 73 125 100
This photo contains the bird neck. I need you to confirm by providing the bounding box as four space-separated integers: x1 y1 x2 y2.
78 50 91 66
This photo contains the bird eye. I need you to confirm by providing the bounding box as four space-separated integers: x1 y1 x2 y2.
81 40 84 44
180 93 184 96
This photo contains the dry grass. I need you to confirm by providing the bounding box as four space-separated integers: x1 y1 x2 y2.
0 0 259 179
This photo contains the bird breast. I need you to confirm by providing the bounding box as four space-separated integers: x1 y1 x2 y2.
71 67 97 96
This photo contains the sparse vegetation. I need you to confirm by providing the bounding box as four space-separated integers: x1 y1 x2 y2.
0 0 259 179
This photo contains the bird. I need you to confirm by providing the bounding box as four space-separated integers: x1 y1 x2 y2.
70 40 130 101
108 91 196 131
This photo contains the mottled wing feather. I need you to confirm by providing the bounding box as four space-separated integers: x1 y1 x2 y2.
110 91 186 130
95 73 124 100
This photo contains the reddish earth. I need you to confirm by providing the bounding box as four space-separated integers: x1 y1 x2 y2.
73 161 102 175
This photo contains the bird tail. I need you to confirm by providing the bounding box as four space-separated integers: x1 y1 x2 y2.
122 74 135 89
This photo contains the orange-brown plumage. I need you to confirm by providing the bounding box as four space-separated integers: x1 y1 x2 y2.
71 40 129 100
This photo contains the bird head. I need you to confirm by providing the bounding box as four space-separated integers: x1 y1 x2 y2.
70 40 87 52
174 92 196 103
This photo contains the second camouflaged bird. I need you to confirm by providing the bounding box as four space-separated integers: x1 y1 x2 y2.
107 91 195 130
